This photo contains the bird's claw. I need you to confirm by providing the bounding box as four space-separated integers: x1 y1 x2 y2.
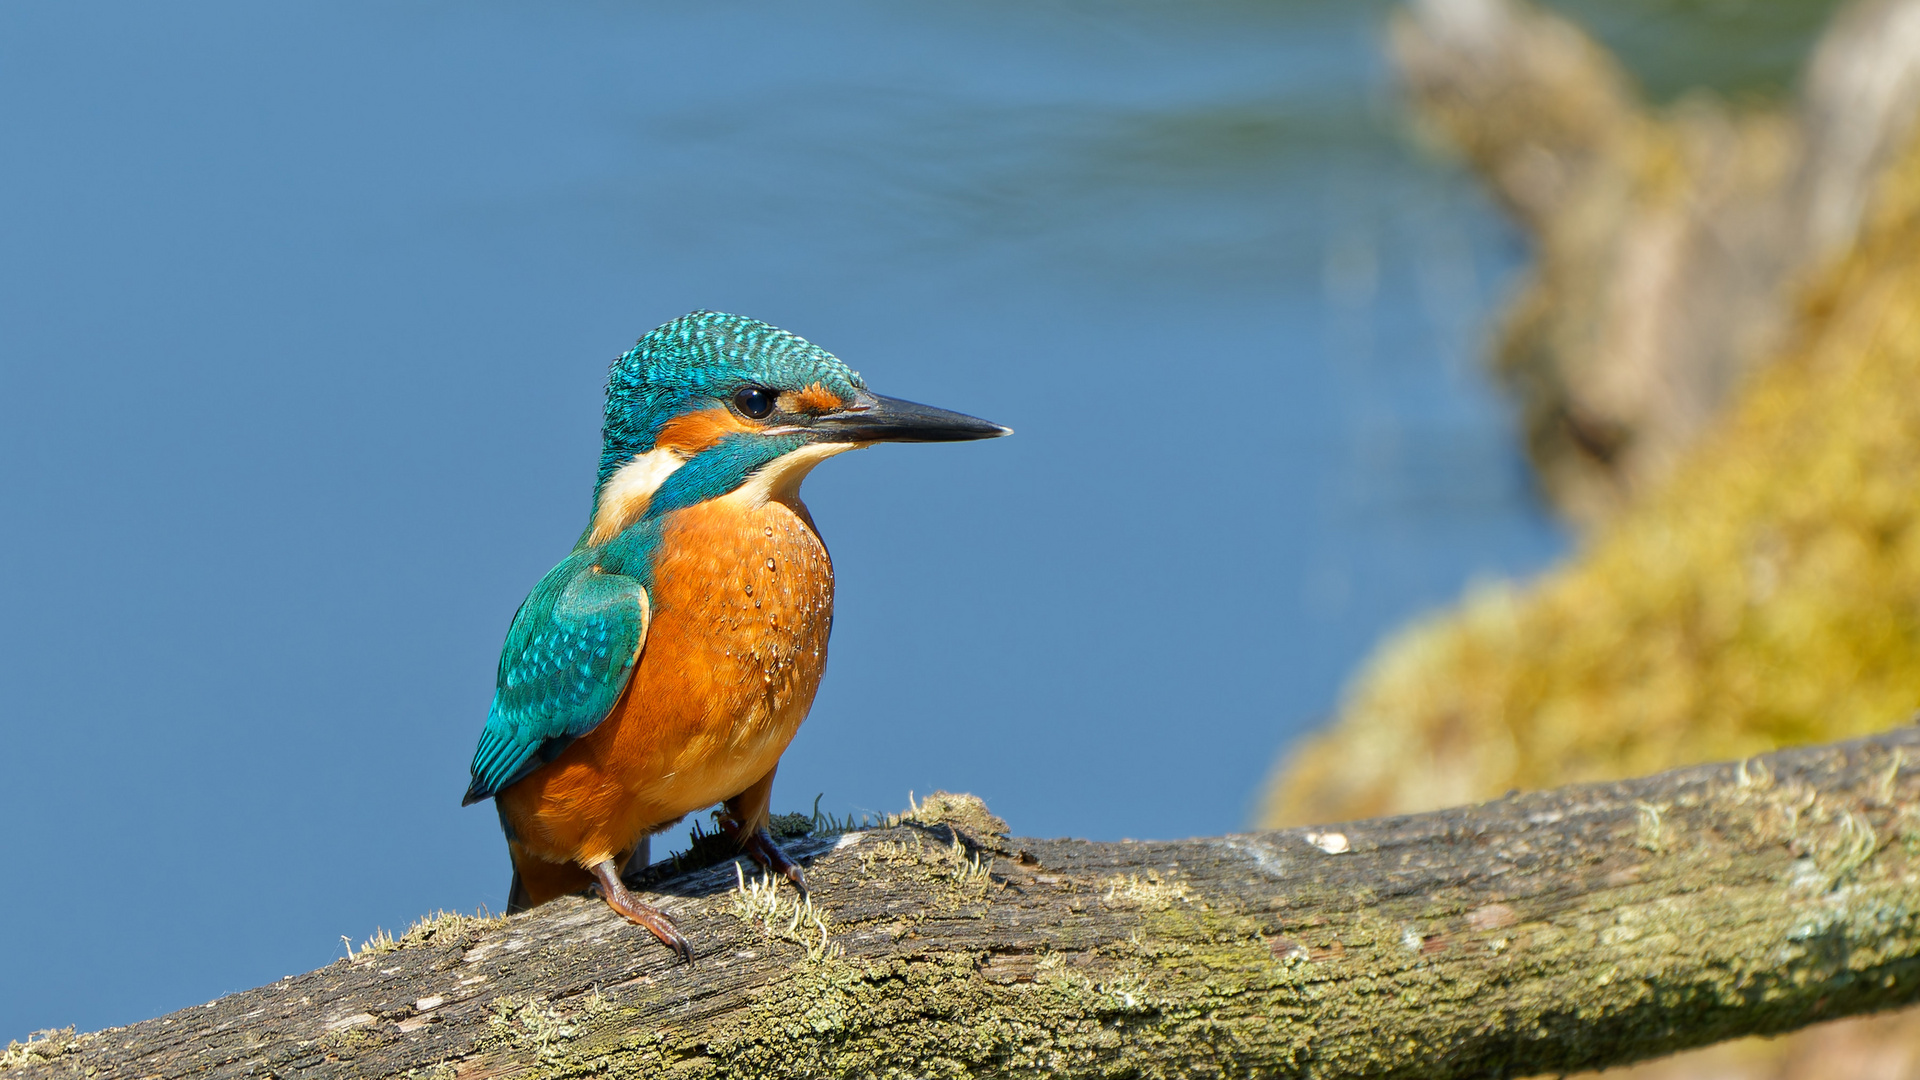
718 818 809 896
745 828 809 896
604 891 693 962
590 860 693 962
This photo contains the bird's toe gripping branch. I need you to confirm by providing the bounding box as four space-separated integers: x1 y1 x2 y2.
589 859 693 962
716 816 809 896
744 827 809 896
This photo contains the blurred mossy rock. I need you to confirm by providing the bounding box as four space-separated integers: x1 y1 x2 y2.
1263 91 1920 835
1266 5 1920 1077
1395 0 1920 527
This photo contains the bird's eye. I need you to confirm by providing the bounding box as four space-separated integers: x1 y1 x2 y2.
733 387 775 419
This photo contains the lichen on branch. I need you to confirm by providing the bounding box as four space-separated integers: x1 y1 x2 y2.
10 733 1920 1079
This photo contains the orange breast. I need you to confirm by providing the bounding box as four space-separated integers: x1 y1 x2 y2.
498 491 835 872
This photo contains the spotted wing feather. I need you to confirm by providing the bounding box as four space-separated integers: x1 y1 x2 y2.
463 557 649 804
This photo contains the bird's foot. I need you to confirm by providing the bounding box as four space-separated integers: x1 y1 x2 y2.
747 828 809 895
589 859 691 962
718 819 809 896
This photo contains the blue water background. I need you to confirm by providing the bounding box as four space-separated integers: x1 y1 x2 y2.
1 0 1833 1038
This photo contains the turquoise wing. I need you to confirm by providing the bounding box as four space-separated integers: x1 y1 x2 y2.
462 556 650 805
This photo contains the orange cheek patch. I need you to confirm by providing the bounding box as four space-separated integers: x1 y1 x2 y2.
784 382 848 414
654 407 757 453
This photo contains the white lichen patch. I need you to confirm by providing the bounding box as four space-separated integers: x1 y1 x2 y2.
1734 756 1775 792
398 908 506 948
341 928 396 962
1102 973 1153 1010
945 831 994 883
854 831 994 889
1871 749 1907 805
1821 810 1882 888
1635 801 1670 853
344 908 505 966
487 994 583 1061
1101 872 1192 910
1726 770 1887 893
804 789 1003 839
0 1028 81 1069
728 862 840 960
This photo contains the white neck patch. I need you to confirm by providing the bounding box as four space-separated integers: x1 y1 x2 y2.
588 447 687 544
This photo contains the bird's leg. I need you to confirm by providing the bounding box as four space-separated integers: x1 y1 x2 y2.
731 823 808 896
716 769 808 895
587 859 691 962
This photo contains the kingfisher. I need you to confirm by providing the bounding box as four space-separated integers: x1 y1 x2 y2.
461 311 1007 958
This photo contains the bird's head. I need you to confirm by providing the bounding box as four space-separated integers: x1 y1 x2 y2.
585 310 1007 544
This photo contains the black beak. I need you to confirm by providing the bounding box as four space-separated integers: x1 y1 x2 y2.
812 392 1012 443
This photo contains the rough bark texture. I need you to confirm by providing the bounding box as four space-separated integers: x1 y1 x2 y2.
9 729 1920 1079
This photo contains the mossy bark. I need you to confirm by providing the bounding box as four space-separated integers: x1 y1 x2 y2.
10 729 1920 1079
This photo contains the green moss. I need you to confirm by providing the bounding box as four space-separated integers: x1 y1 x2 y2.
340 907 506 964
0 1027 83 1072
1263 132 1920 828
450 779 1920 1078
463 832 1920 1079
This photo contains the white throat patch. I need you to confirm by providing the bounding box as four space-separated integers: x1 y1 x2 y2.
725 441 867 509
591 441 867 541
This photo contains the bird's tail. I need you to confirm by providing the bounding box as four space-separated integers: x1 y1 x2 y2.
506 870 532 915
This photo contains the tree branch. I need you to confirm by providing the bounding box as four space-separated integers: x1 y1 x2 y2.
9 727 1920 1079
